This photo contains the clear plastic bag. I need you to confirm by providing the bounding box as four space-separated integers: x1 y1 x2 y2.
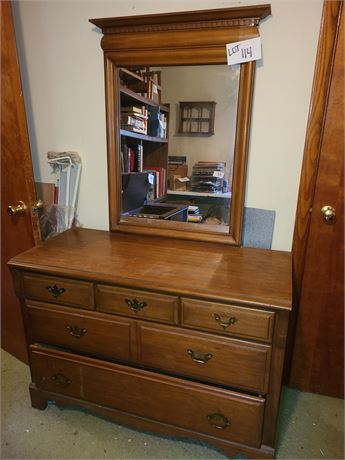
39 204 78 240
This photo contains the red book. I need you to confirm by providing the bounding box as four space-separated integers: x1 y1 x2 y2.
127 147 135 172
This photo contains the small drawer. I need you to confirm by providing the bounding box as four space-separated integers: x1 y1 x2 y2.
96 284 178 324
23 273 94 310
138 323 271 394
30 346 265 448
26 302 134 363
181 298 275 342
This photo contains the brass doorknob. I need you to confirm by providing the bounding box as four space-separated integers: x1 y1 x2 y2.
321 205 336 224
7 201 27 217
32 199 44 212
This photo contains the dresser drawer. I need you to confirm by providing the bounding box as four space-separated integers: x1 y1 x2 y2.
181 298 275 342
30 346 265 448
26 302 134 363
23 273 94 310
138 323 271 394
96 285 178 324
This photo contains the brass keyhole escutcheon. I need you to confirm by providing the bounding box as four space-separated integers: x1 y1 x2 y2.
46 285 66 298
125 298 147 313
51 372 71 388
7 201 26 217
321 205 336 224
66 325 87 339
207 413 231 430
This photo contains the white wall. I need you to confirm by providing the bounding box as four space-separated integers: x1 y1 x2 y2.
12 0 323 251
162 65 239 181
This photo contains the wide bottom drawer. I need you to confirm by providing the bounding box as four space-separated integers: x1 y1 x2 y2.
30 346 265 448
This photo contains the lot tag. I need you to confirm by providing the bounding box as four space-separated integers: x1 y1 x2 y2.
226 37 262 66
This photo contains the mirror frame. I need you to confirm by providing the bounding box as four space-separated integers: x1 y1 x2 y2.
90 4 271 245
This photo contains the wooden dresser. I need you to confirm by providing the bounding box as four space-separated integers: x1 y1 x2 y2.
9 228 291 459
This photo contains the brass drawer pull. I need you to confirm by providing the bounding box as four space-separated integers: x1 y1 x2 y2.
125 298 147 313
66 324 87 339
213 313 238 329
207 412 231 430
46 284 66 298
51 372 71 388
187 348 213 364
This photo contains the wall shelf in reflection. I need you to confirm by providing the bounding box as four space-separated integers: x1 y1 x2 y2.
167 189 231 198
120 129 168 143
120 86 169 112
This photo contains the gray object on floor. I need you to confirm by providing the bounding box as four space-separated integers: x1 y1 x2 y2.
1 350 344 459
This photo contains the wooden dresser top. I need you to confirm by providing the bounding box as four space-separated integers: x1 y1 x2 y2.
9 228 292 310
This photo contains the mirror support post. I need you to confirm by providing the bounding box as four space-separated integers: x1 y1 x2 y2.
231 60 256 244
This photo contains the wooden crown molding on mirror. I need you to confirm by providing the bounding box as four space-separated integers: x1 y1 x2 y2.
90 4 271 245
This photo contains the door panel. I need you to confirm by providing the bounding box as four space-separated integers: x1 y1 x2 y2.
1 1 40 362
290 3 344 398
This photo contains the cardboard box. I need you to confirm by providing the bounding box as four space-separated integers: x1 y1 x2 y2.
168 165 189 190
170 174 189 191
168 164 188 178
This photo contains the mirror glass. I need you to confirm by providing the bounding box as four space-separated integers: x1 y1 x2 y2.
119 64 240 234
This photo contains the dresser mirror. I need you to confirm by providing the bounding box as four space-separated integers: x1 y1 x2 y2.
119 64 239 234
90 4 271 244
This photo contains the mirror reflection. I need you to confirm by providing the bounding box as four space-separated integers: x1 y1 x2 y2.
119 65 240 232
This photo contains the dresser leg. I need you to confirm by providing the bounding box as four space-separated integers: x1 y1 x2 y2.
29 383 47 410
212 442 274 459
